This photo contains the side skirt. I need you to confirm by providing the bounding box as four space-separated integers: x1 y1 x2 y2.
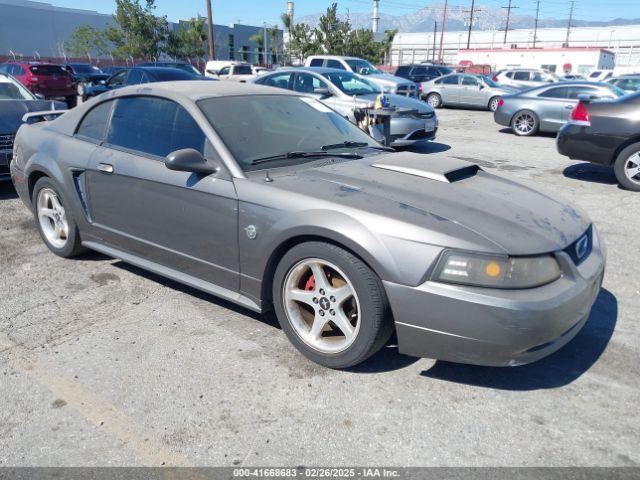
82 241 262 313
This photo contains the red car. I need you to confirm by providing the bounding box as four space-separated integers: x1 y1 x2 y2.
0 61 76 107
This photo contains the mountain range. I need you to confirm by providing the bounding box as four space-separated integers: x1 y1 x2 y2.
297 5 640 33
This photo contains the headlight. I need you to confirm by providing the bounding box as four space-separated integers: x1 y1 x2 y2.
432 251 561 289
77 83 85 95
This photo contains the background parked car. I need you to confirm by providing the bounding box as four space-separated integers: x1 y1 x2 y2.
493 81 626 136
101 65 130 76
394 64 454 83
253 67 437 147
494 69 561 89
205 61 255 82
557 93 640 191
606 75 640 94
80 67 210 100
563 74 585 80
421 73 519 111
587 70 614 82
62 63 109 85
137 61 202 76
305 55 418 97
0 72 65 179
0 61 76 107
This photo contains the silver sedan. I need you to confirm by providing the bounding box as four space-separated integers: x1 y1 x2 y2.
252 67 437 147
494 81 626 136
421 73 519 111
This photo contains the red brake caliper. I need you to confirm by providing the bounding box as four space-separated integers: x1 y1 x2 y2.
304 270 331 292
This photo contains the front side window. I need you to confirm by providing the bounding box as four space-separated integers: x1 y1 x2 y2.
198 95 379 171
538 87 569 99
294 73 328 94
76 100 114 142
309 58 324 67
321 71 378 95
106 96 205 158
108 70 127 87
326 59 346 70
260 72 292 89
219 67 230 75
461 76 479 86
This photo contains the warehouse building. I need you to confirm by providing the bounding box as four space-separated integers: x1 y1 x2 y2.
0 0 282 63
391 24 640 73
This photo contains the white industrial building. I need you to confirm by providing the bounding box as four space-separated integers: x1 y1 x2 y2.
391 24 640 73
455 47 615 75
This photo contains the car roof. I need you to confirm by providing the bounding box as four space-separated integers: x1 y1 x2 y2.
279 66 352 75
308 55 359 60
112 80 298 100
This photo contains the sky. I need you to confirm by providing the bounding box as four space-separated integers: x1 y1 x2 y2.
46 0 640 27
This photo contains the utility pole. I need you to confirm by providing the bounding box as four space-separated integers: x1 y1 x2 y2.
532 0 540 47
205 0 215 60
432 20 438 62
501 0 518 46
263 22 268 66
565 0 575 47
372 0 380 33
438 0 448 63
464 0 481 49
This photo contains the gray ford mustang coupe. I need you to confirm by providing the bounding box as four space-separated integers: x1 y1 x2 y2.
10 81 605 369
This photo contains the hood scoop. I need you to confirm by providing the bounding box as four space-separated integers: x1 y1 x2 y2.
372 153 481 183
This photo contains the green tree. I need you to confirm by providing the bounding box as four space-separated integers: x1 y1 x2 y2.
314 3 351 55
65 25 109 59
105 0 169 60
249 26 280 64
166 17 207 60
288 22 319 63
346 29 379 63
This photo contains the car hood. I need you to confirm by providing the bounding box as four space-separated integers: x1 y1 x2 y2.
365 73 412 86
0 100 66 133
356 93 433 113
272 152 589 255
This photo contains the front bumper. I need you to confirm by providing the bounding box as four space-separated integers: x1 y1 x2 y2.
384 229 606 366
390 116 438 147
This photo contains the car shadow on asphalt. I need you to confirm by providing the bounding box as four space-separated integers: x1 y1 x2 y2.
563 162 618 185
419 288 617 390
404 141 452 155
0 182 18 200
498 127 557 138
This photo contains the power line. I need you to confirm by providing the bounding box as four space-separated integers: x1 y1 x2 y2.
501 0 518 45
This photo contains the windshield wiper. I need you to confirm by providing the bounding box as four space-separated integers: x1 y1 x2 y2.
250 150 362 166
321 141 395 153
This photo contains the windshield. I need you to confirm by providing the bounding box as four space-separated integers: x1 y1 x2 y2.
0 75 35 100
608 85 627 97
345 59 381 75
321 71 379 96
173 64 201 75
198 95 380 171
30 65 67 76
71 64 102 74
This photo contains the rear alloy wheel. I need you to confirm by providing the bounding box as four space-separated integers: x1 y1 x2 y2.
32 177 86 257
511 110 539 136
273 242 393 369
426 93 442 108
488 96 501 112
614 143 640 192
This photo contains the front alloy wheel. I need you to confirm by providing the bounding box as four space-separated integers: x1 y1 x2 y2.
37 187 69 249
273 242 393 368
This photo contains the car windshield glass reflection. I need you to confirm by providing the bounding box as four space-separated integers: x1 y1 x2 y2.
345 59 381 75
198 95 379 171
0 76 34 100
321 71 379 96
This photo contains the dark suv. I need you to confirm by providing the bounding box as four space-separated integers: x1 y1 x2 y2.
395 64 453 83
0 61 76 106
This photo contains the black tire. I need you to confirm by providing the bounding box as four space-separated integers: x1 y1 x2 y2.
511 109 539 136
426 93 442 109
65 96 77 108
31 177 86 258
272 241 393 369
613 143 640 192
488 96 501 112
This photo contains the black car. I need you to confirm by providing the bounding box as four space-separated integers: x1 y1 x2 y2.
80 67 210 100
137 61 202 76
395 64 453 83
62 63 109 86
557 92 640 191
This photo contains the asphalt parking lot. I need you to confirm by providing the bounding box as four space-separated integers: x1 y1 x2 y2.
1 108 639 467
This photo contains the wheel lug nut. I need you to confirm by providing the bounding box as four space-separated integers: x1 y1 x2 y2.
319 310 325 317
330 296 336 302
329 309 335 316
319 289 325 295
313 297 318 303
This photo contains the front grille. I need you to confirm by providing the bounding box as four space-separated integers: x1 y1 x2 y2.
0 133 15 152
396 84 417 97
563 225 593 265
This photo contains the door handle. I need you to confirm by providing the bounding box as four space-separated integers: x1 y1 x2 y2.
97 163 114 173
565 105 575 109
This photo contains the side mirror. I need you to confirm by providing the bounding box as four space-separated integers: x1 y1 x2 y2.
34 93 45 100
314 87 331 97
165 149 219 175
479 84 485 90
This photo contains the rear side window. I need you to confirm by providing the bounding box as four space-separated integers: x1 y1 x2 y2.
513 71 530 81
309 58 324 67
259 72 292 89
538 87 569 98
326 59 345 70
76 101 113 142
107 97 205 157
442 75 459 85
